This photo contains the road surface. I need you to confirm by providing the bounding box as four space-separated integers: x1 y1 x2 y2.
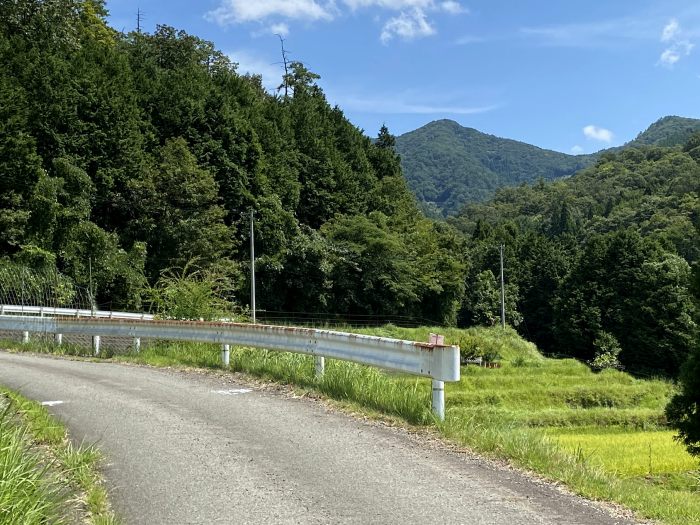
0 352 635 524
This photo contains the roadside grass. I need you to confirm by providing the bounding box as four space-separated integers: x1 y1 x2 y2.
5 325 700 523
0 388 118 524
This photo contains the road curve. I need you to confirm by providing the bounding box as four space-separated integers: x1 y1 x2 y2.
0 352 634 525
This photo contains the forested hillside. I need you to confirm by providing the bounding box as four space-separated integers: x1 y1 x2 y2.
0 0 696 380
396 116 700 216
0 0 465 324
395 119 593 216
450 140 699 376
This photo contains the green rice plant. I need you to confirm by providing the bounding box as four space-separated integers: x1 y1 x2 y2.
548 428 698 478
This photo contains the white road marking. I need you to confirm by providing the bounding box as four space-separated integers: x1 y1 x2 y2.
41 400 64 407
212 389 252 396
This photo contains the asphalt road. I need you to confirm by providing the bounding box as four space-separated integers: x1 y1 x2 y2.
0 352 636 525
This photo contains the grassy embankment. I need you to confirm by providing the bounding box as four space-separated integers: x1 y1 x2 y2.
5 326 699 523
0 387 117 525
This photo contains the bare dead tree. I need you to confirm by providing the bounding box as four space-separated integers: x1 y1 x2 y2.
276 34 290 99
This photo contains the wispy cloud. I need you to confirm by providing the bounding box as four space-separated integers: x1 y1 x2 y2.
332 90 500 115
440 1 467 15
661 18 680 42
206 0 333 26
270 22 290 37
381 8 435 44
583 125 614 143
206 0 468 42
454 34 484 45
658 18 694 68
519 16 656 48
570 145 584 155
227 50 282 91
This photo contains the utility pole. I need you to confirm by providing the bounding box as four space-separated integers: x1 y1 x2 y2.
136 8 143 33
499 244 506 329
250 210 256 324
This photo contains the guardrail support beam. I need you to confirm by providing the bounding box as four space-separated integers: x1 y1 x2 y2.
432 379 445 421
314 356 325 378
221 344 230 367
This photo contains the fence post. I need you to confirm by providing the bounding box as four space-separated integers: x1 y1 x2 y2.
54 333 63 346
92 335 100 356
221 344 230 367
133 337 141 353
22 331 29 344
314 356 325 378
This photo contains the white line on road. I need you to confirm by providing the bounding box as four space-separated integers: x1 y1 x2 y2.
41 400 64 407
212 389 252 396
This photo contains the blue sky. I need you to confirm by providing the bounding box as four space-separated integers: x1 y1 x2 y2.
106 0 700 154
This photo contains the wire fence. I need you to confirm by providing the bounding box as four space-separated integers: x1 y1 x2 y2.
0 265 94 310
255 310 437 329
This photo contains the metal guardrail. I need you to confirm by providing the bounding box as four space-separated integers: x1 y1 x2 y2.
0 304 154 320
0 311 460 419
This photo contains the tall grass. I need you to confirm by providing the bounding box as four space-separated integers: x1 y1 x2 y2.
0 389 118 524
0 402 64 525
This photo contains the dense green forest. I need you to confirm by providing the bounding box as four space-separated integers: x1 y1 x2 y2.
395 119 593 216
0 0 464 324
450 141 699 377
396 116 700 216
0 0 697 382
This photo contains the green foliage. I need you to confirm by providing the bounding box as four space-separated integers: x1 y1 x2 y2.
453 138 699 378
666 340 700 456
0 5 465 324
590 331 623 371
146 260 242 321
397 116 700 216
395 119 594 215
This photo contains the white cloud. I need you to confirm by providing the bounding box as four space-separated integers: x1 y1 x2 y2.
205 0 333 26
661 18 679 42
657 18 694 68
206 0 467 43
343 1 434 10
381 8 435 43
570 145 584 154
227 50 282 91
270 22 290 36
583 125 614 143
659 48 681 66
440 1 467 15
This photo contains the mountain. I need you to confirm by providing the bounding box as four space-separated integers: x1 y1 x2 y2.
395 116 700 216
626 115 700 148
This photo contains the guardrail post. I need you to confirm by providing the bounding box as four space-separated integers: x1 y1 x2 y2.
221 344 230 367
133 337 141 353
92 335 101 356
431 379 445 421
429 333 447 421
314 356 325 378
22 331 30 344
54 333 63 346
